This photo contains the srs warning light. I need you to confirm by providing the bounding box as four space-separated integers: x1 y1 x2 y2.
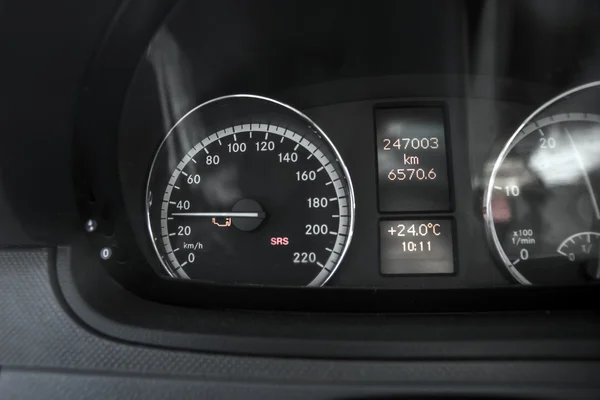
270 237 289 246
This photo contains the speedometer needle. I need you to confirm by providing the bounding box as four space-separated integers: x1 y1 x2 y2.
171 212 266 218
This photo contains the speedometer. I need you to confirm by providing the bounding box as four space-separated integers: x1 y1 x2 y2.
146 95 355 287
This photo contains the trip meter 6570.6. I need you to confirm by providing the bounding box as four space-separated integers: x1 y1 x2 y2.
375 107 452 212
146 95 355 287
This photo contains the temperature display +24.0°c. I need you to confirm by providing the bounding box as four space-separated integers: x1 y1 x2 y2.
379 219 455 275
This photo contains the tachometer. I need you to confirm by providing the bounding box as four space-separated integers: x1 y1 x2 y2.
146 95 355 287
484 82 600 285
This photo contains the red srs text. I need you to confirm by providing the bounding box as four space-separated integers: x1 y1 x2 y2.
270 237 289 246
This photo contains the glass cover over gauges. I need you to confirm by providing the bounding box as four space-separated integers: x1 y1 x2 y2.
146 95 355 287
485 82 600 285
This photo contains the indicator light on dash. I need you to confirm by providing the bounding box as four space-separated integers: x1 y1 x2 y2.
212 217 232 228
270 237 289 246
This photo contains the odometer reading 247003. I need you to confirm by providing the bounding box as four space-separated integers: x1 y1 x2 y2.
146 95 355 287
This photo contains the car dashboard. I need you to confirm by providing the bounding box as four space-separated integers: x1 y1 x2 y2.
1 0 600 399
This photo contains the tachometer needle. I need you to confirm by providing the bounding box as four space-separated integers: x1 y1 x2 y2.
565 127 600 220
171 212 265 218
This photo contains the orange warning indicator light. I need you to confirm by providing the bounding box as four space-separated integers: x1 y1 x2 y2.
212 217 232 228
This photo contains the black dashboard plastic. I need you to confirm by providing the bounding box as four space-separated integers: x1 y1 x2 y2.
1 249 599 394
60 244 600 359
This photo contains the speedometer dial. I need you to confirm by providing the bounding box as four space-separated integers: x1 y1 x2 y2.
146 95 354 287
484 82 600 285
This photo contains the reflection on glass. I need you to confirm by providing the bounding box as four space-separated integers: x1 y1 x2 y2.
485 105 600 285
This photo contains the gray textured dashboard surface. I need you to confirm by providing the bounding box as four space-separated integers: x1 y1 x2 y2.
1 248 600 399
2 368 599 400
